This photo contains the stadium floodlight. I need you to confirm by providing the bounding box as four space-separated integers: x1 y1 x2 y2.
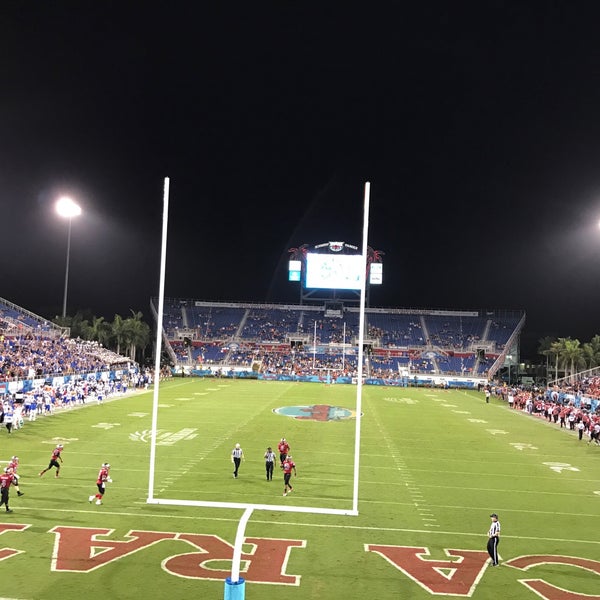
55 197 82 318
147 179 371 600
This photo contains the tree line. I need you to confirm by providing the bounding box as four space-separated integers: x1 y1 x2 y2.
53 309 151 363
538 335 600 381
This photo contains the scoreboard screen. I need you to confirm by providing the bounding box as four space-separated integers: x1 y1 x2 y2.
305 253 363 290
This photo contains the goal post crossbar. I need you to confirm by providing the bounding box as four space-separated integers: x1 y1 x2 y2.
145 497 358 516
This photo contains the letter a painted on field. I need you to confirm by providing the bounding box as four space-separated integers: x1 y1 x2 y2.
50 527 176 572
365 545 490 596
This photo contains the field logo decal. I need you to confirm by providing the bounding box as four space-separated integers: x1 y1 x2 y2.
505 555 600 600
129 428 198 445
273 405 359 421
542 462 580 474
365 545 489 596
511 443 538 451
163 535 305 585
50 527 176 572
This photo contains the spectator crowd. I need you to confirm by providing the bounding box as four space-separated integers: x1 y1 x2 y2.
1 334 130 380
489 381 600 445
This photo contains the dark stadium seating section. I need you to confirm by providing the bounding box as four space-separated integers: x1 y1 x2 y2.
156 300 523 376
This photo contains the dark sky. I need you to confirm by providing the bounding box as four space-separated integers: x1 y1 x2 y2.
3 2 600 359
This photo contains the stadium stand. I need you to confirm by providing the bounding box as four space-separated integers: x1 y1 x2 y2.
1 297 133 384
155 298 524 383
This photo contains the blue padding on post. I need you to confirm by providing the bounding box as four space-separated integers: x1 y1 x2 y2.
224 577 245 600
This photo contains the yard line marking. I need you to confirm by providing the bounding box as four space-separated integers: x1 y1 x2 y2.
365 395 439 529
17 504 600 546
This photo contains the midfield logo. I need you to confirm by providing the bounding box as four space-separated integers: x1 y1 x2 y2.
273 405 358 421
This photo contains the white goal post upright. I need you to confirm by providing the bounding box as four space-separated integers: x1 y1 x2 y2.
353 180 370 514
146 180 371 599
147 176 170 502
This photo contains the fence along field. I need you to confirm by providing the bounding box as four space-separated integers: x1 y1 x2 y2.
0 378 598 599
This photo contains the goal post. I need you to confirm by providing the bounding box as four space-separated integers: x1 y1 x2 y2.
147 178 371 599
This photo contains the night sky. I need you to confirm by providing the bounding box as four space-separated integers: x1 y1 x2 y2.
3 2 600 359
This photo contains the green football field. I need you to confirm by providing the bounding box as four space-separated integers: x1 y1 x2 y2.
1 379 598 599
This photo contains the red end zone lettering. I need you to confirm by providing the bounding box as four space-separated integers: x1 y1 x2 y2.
365 545 489 596
505 555 600 600
0 523 29 561
49 526 305 584
163 534 305 585
50 526 177 572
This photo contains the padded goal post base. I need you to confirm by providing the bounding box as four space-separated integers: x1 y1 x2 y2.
224 577 245 600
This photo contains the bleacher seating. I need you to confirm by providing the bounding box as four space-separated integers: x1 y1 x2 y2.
185 305 246 339
486 316 520 350
425 314 484 349
240 308 300 341
155 298 523 378
364 312 425 347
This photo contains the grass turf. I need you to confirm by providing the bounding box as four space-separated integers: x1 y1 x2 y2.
0 379 598 599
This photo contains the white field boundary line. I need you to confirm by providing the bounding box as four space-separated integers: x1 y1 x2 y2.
27 472 600 498
12 505 600 547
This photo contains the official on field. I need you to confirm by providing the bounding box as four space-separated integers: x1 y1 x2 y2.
231 443 244 478
487 513 501 566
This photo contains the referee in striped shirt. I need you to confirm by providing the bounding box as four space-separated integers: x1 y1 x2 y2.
487 513 501 566
231 443 244 478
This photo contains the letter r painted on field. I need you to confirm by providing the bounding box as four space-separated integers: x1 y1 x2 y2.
163 534 306 585
505 555 600 600
365 545 490 596
49 527 305 584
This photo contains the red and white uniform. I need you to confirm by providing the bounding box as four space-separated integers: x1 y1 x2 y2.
282 457 296 495
282 458 295 475
0 473 14 489
278 440 290 464
97 466 110 486
90 464 111 504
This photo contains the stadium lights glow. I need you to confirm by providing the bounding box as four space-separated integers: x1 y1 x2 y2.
55 196 82 318
55 196 82 219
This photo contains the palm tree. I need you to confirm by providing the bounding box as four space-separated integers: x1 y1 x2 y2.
123 310 151 361
53 310 89 338
549 339 565 382
582 334 600 370
537 336 556 382
110 314 126 355
83 316 111 346
552 337 585 382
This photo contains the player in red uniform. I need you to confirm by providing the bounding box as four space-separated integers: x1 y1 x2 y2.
278 438 290 467
0 468 15 512
39 444 64 478
89 463 112 505
7 456 24 496
282 455 296 496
